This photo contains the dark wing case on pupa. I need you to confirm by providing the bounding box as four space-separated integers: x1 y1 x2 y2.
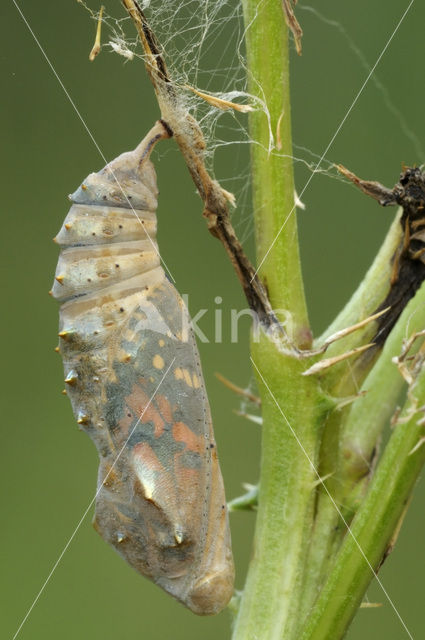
51 125 234 615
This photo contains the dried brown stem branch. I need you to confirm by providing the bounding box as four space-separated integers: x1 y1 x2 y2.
121 0 280 330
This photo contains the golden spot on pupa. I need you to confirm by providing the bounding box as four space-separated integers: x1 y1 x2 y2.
183 369 193 388
153 354 165 370
158 339 165 347
193 373 201 389
65 370 78 385
77 412 89 425
58 330 73 340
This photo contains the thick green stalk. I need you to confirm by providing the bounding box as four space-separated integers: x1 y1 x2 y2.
318 211 402 345
241 0 308 335
300 362 425 640
232 334 325 640
311 212 403 397
232 3 322 639
297 283 425 628
339 282 425 500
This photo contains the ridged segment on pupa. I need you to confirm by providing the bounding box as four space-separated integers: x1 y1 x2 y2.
51 122 234 615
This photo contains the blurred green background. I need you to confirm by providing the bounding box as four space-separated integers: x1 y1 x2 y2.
2 1 424 638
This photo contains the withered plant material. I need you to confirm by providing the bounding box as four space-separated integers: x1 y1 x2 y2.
282 0 303 55
338 165 425 345
122 0 280 332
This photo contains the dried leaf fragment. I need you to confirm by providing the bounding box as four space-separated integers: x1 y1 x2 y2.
336 165 396 206
185 85 253 113
282 0 303 55
339 165 425 346
89 6 104 61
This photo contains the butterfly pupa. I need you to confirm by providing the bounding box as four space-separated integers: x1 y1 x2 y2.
51 120 234 615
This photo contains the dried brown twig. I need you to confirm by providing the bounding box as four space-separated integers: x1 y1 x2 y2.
282 0 303 55
121 0 280 331
337 164 425 345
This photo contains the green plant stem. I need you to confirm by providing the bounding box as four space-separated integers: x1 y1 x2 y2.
241 0 308 337
318 211 402 346
297 282 425 629
339 282 425 495
228 3 425 639
231 2 324 639
309 211 403 399
300 364 425 640
232 335 325 640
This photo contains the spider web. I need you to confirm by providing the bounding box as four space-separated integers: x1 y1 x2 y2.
78 0 424 245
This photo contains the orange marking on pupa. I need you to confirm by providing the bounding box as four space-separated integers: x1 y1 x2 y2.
155 393 173 423
174 463 199 487
125 383 165 437
51 122 234 615
173 421 203 453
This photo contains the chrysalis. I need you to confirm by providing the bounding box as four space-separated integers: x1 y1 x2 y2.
51 121 234 615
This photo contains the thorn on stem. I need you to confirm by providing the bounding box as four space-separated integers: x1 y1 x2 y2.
302 343 375 376
215 372 261 405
